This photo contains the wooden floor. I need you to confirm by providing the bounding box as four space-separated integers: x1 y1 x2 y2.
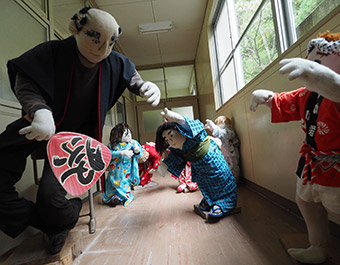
4 173 340 264
69 173 340 265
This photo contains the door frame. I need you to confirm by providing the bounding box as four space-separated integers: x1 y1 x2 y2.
136 96 199 144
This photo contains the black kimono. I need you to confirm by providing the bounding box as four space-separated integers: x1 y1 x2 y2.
0 36 137 238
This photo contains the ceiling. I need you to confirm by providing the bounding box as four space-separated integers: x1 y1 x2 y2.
53 0 209 69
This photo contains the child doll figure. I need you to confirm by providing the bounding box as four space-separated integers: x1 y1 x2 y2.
102 123 142 207
174 161 198 193
155 108 238 219
250 31 340 264
138 142 162 186
205 116 241 183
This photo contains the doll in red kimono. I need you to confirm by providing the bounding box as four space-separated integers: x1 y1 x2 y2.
138 142 162 186
172 161 198 193
250 31 340 264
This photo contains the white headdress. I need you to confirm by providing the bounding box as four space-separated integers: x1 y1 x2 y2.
307 37 340 55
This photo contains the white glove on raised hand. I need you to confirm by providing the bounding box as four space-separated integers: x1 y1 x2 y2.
157 161 168 177
161 107 185 124
139 81 161 107
249 89 275 112
121 149 134 158
19 109 55 141
280 58 340 102
204 119 219 134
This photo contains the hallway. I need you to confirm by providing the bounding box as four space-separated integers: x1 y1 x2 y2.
71 173 340 265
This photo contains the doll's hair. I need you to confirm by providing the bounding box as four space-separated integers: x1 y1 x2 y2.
109 122 132 149
215 115 232 129
70 7 91 33
307 30 340 56
155 122 178 154
69 7 122 40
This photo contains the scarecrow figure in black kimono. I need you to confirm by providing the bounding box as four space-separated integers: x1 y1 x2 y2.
0 7 160 255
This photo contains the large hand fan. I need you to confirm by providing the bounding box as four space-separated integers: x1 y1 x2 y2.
47 132 111 196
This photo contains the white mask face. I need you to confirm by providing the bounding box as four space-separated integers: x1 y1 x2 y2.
75 10 120 64
308 48 340 75
162 129 186 150
121 129 132 142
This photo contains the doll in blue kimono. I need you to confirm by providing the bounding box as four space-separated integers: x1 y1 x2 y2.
155 108 238 219
102 123 142 207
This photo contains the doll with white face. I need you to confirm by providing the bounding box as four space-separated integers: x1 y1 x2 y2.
205 115 240 183
69 8 160 105
155 108 238 219
102 123 142 207
0 6 161 256
250 31 340 264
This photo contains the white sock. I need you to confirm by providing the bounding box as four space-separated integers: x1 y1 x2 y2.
287 245 327 264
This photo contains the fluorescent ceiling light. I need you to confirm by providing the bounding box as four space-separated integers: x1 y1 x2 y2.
139 21 173 34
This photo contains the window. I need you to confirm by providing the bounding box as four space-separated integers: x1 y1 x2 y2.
0 0 48 103
212 0 340 108
137 64 197 102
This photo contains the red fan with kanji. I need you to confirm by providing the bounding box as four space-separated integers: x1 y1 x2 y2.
47 132 111 196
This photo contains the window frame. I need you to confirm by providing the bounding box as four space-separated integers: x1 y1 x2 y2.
210 0 337 109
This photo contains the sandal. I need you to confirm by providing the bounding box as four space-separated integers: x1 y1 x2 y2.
208 205 223 218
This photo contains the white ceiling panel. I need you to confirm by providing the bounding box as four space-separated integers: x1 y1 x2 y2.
53 0 208 67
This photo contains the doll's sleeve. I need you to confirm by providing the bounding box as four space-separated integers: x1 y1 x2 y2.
163 150 187 178
110 145 122 158
127 70 144 95
14 72 52 118
132 140 143 158
149 148 161 169
271 87 310 123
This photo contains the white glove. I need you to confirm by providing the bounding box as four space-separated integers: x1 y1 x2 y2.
157 162 168 177
161 107 185 124
280 58 340 102
204 119 219 134
139 81 161 107
19 109 55 141
121 149 134 158
249 89 275 112
132 141 141 154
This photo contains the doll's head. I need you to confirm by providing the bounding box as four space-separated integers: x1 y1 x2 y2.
307 31 340 74
215 115 232 129
109 122 132 148
69 7 122 65
155 122 186 153
138 146 150 163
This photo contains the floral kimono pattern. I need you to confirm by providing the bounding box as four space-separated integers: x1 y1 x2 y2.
102 140 142 206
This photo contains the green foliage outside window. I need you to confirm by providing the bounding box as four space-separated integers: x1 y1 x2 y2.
294 0 340 38
235 0 278 84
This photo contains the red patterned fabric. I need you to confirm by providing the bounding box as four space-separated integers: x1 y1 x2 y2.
138 142 162 186
175 161 198 192
271 87 340 187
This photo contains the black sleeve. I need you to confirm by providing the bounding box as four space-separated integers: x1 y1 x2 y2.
127 69 144 96
13 72 51 118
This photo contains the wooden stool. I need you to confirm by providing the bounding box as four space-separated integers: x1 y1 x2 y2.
31 146 96 234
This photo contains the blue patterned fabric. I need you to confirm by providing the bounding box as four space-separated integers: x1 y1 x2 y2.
102 139 142 206
164 117 238 213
